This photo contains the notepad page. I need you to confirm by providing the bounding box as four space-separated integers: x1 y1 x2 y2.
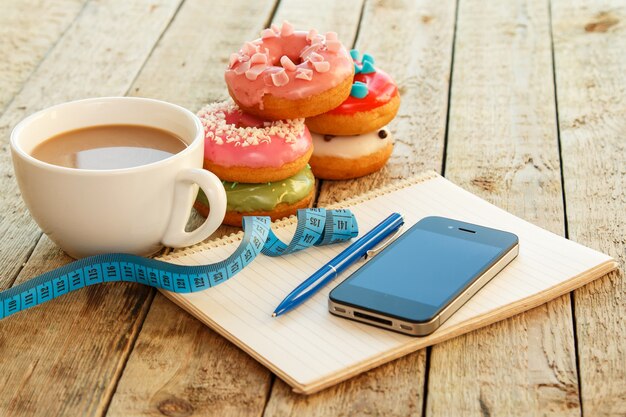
161 172 614 392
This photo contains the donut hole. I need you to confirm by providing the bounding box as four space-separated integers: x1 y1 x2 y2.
284 54 303 65
272 53 305 71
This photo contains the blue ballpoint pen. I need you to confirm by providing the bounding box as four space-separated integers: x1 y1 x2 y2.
272 212 405 317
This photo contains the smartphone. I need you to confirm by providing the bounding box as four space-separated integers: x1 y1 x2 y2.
328 216 519 336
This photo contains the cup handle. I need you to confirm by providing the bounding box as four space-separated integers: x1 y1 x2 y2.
162 168 226 248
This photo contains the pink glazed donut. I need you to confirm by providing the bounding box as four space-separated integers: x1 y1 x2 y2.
225 21 354 120
196 101 312 183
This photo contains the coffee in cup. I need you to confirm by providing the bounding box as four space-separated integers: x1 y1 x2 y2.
10 97 227 259
31 124 188 170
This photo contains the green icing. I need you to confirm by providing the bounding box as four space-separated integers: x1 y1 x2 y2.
196 166 315 212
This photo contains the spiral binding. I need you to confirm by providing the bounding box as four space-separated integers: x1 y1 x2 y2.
0 208 358 320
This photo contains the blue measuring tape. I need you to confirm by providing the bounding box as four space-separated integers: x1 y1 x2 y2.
0 208 357 320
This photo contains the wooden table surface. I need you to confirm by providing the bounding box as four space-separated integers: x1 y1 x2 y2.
1 0 624 415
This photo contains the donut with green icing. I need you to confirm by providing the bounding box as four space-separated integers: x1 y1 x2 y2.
194 166 315 226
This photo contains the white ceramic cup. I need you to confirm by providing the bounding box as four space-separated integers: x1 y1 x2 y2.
10 97 226 259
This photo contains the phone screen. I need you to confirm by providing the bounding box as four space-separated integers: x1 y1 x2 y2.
347 228 503 308
331 216 518 323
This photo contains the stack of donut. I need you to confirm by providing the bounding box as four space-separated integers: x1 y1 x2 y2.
306 49 400 179
194 22 400 226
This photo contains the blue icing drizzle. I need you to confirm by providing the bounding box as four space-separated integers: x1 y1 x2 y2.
362 53 375 65
349 49 377 98
350 81 368 98
360 61 376 74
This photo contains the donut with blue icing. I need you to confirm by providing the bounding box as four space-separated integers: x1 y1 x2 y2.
305 50 400 135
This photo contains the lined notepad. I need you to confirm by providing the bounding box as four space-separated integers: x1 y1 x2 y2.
159 171 617 394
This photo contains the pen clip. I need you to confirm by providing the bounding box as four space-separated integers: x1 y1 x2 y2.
363 225 404 261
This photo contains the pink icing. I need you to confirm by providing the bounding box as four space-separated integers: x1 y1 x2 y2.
197 101 312 168
225 21 354 108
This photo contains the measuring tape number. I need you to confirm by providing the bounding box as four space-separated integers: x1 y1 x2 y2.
0 208 357 320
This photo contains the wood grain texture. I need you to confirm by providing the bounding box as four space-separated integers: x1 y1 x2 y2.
426 0 581 415
105 1 278 416
0 235 153 416
127 0 281 235
129 0 276 111
107 295 272 417
0 0 86 112
273 0 364 46
551 1 626 415
265 354 425 417
112 2 372 416
316 0 456 203
264 0 456 415
0 0 182 288
0 1 621 416
0 1 184 416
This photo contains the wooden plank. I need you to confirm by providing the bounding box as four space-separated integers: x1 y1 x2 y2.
0 0 86 112
110 1 372 416
266 354 425 416
0 236 153 416
426 0 580 415
107 294 272 417
315 0 455 205
130 0 364 111
0 0 182 287
104 1 279 416
0 0 88 285
272 0 364 46
0 1 185 416
264 0 457 415
551 1 626 414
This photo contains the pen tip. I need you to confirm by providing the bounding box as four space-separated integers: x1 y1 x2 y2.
272 313 277 317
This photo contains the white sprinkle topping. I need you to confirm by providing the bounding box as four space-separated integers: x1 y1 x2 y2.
229 53 239 68
242 41 258 56
280 55 297 71
261 28 277 39
229 26 343 82
263 73 274 86
233 60 250 75
308 52 324 63
271 68 289 86
299 43 321 60
281 21 294 36
326 39 341 53
295 68 313 80
245 64 266 80
310 34 324 45
250 52 268 65
312 60 330 73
